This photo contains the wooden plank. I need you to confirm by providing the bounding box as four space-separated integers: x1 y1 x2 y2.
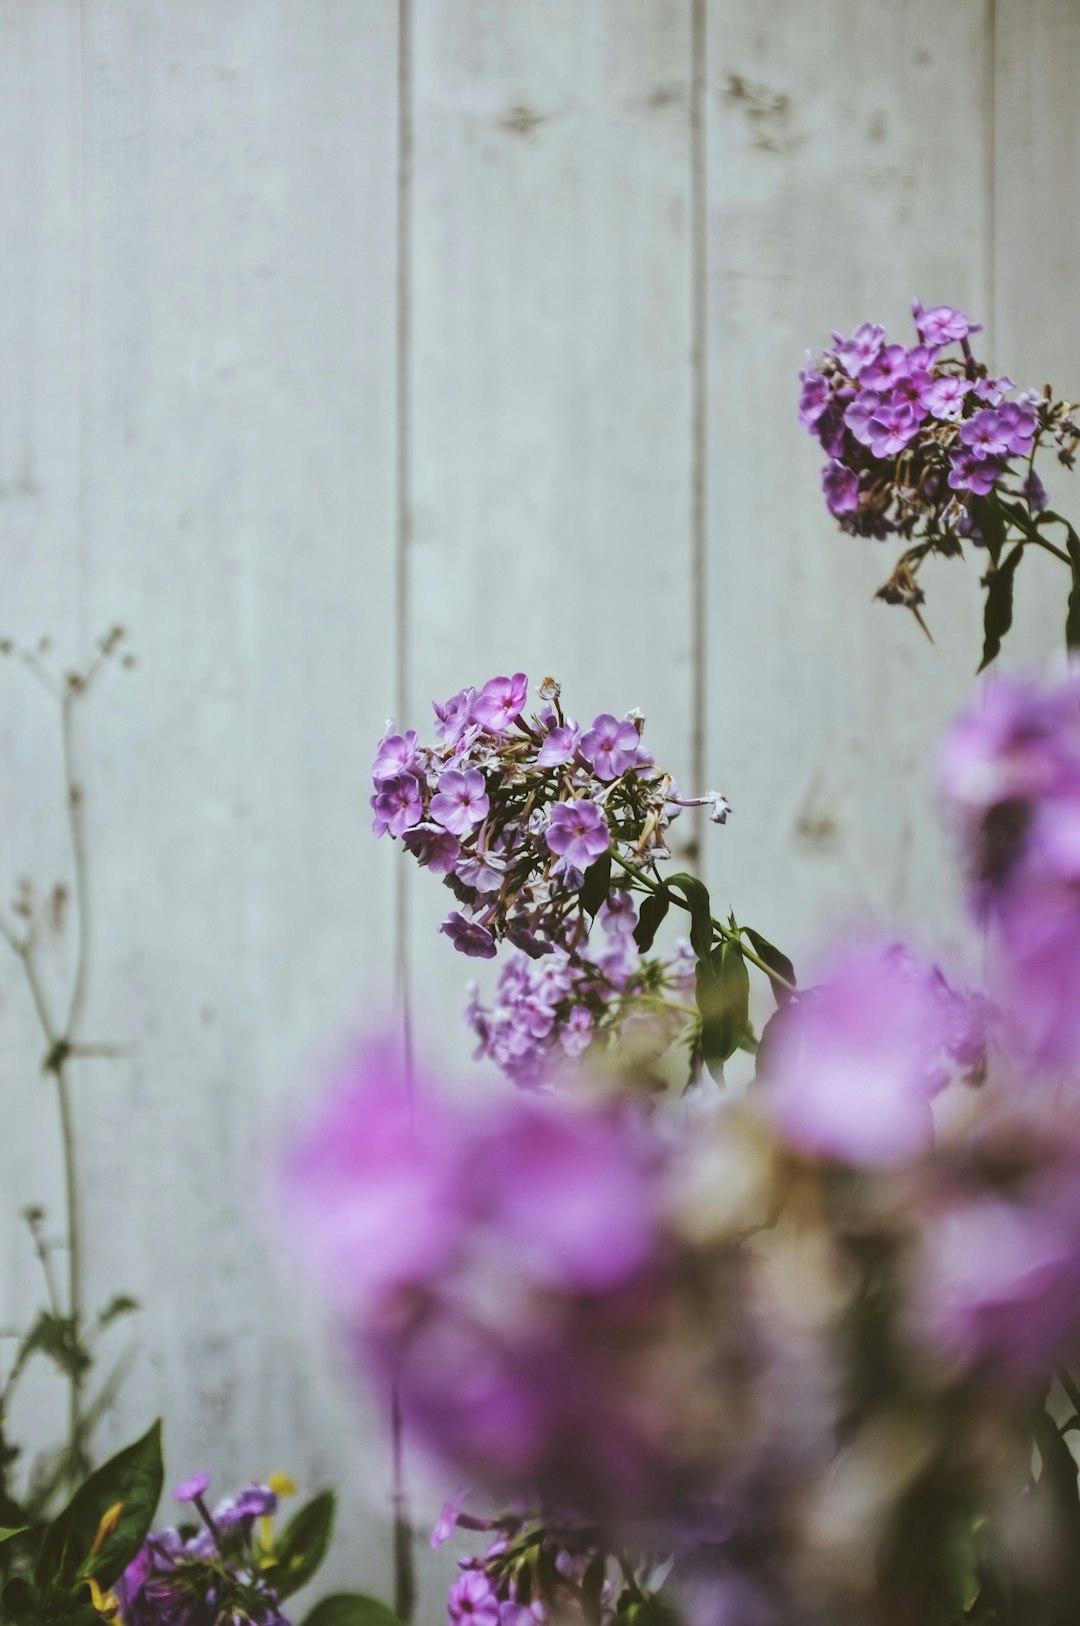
992 0 1080 664
3 0 401 1597
406 0 697 1052
703 0 993 1020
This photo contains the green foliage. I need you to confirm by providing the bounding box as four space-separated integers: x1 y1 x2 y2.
580 853 612 920
36 1419 162 1593
663 874 714 960
978 542 1024 673
300 1593 405 1626
272 1490 336 1600
632 889 670 953
696 941 751 1078
742 928 796 1006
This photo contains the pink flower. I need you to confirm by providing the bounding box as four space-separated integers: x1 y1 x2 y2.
473 674 528 733
580 714 641 781
372 727 420 785
431 769 490 836
371 774 423 839
545 800 610 869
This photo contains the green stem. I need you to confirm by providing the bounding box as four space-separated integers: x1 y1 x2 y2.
54 1060 84 1473
609 850 796 994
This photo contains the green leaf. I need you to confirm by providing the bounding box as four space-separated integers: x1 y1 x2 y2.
271 1490 336 1600
96 1296 138 1331
742 928 796 1005
0 1525 28 1546
665 874 714 959
1064 522 1080 652
37 1419 162 1592
300 1594 405 1626
977 541 1024 673
18 1314 91 1383
633 890 670 954
969 492 1006 567
579 853 611 920
696 941 750 1078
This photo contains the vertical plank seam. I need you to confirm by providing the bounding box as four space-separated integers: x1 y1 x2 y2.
394 0 414 1078
985 0 997 370
78 0 89 651
690 0 707 829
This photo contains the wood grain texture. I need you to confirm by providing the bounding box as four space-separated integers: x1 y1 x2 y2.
1 0 1079 1609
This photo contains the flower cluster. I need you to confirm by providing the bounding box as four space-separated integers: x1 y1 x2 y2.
117 1474 290 1626
800 301 1078 618
433 1500 623 1626
465 891 697 1087
371 675 728 963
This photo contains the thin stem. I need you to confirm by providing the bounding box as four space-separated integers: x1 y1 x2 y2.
391 1381 415 1623
61 692 91 1040
609 851 796 994
1019 531 1071 567
54 1060 84 1467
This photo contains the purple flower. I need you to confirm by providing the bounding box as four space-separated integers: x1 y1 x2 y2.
580 714 641 781
973 373 1014 405
843 390 882 447
433 687 478 749
831 322 885 375
431 1487 471 1549
174 1471 210 1502
449 1570 500 1626
536 721 581 768
997 399 1038 456
948 449 1006 496
473 674 528 733
372 727 420 785
546 800 610 869
1023 467 1048 512
867 399 920 457
762 941 972 1167
858 344 912 390
455 852 506 894
912 300 981 346
822 459 859 516
920 374 970 420
959 407 1013 460
372 774 423 839
797 368 830 427
402 821 461 876
440 912 498 958
431 769 490 836
560 1005 594 1057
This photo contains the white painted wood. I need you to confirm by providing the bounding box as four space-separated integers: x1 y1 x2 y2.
2 0 1080 1613
406 0 697 1058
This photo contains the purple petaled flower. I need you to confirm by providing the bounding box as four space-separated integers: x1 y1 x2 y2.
831 321 886 375
822 459 860 516
858 344 912 390
559 1005 594 1057
920 374 971 420
546 800 610 870
433 688 478 749
430 769 490 836
536 721 581 768
455 852 506 894
797 368 830 428
174 1471 211 1502
912 300 981 346
402 822 461 876
973 373 1014 405
948 449 1006 496
1023 467 1048 513
843 390 882 447
959 407 1013 461
996 400 1038 457
580 714 641 781
372 727 420 785
473 674 529 733
762 941 974 1167
449 1570 501 1626
866 399 920 457
372 774 423 839
431 1487 471 1549
440 912 498 959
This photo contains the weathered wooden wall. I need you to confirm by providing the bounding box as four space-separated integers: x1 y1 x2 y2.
1 0 1077 1609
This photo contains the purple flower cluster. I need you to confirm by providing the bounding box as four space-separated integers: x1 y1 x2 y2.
371 676 727 962
800 302 1080 614
465 892 697 1087
941 672 1080 1068
433 1500 618 1626
118 1476 288 1626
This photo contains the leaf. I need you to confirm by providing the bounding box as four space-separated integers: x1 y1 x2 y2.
300 1595 404 1626
664 874 714 959
1064 522 1080 651
96 1296 138 1331
696 941 750 1078
742 928 796 1006
272 1490 336 1600
18 1314 91 1382
977 541 1024 673
633 890 670 954
578 853 611 920
37 1419 162 1592
969 492 1006 566
0 1526 28 1545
